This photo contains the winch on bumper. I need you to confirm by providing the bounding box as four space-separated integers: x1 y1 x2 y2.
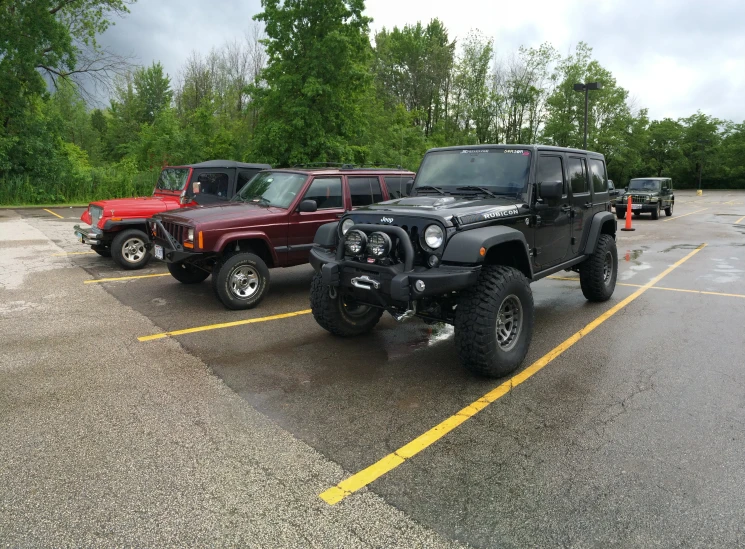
309 223 481 306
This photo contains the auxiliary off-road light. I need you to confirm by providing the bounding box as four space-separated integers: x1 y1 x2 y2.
345 230 367 256
341 218 355 234
367 231 392 257
424 224 444 249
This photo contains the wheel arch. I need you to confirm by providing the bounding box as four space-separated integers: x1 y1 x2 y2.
221 236 276 267
442 226 533 279
582 211 617 255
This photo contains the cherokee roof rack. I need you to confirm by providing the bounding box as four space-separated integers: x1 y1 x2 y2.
289 162 406 171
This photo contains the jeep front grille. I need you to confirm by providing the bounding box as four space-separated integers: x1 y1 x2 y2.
158 221 188 244
631 195 648 204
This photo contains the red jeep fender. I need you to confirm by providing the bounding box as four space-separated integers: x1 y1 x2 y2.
215 232 279 265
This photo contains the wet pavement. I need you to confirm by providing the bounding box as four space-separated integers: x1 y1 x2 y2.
3 191 745 547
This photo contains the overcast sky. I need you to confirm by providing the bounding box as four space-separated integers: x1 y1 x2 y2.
100 0 745 123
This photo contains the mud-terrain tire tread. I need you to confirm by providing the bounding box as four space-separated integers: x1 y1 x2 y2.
167 261 210 284
454 265 534 378
212 252 270 310
579 234 618 302
111 229 150 270
310 272 383 337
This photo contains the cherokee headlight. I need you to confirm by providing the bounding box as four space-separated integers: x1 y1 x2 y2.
424 224 444 249
187 228 194 241
367 232 391 257
341 218 355 235
344 229 367 256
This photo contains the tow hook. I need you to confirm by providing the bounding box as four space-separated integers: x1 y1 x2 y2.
395 302 417 322
329 286 337 299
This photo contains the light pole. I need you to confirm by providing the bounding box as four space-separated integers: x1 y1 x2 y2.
573 82 602 149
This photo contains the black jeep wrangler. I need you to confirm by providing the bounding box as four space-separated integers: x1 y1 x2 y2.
309 145 618 377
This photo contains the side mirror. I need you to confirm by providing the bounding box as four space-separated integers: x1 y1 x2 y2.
404 178 415 196
192 181 201 194
538 180 563 200
298 199 318 213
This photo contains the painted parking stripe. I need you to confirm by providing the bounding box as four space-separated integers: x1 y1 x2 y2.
43 208 64 219
735 215 745 225
319 244 706 505
549 276 745 299
53 251 97 256
84 273 171 284
661 208 708 222
138 309 313 341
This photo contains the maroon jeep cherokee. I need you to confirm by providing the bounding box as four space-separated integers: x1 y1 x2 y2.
149 166 415 309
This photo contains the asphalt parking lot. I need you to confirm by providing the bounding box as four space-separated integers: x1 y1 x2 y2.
2 190 745 547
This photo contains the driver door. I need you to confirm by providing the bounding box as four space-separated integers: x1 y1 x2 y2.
533 154 572 270
288 176 345 264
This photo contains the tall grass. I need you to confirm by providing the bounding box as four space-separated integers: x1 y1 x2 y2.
0 168 160 205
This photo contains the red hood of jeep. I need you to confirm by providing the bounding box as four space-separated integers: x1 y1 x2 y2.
157 202 286 228
81 194 183 223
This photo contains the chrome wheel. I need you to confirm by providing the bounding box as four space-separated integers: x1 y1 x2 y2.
122 237 146 263
229 266 260 299
603 251 613 284
495 294 523 351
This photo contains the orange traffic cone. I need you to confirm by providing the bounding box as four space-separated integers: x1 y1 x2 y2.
620 195 635 231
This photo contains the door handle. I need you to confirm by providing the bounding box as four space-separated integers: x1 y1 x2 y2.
560 205 572 212
583 202 592 209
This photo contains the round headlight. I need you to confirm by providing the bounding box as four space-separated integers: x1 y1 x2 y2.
424 224 444 249
187 228 194 241
367 232 391 257
344 229 367 256
341 218 355 235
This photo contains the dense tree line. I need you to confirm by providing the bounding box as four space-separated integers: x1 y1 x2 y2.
1 0 744 204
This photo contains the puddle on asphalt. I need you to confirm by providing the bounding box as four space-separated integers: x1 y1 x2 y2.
386 323 455 361
701 258 745 284
620 262 652 281
661 244 700 253
623 249 644 262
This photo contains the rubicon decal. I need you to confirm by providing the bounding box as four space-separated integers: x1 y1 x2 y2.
482 207 519 220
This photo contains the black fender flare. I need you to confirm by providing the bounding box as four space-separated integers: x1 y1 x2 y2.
314 221 340 247
442 226 532 276
582 211 617 255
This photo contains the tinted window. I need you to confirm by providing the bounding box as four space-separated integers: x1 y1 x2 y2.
197 172 229 198
568 157 588 194
536 156 565 194
589 159 607 193
237 169 261 192
303 177 343 209
349 177 383 207
383 176 413 199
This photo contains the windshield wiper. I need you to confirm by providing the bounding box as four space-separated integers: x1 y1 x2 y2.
456 185 497 198
414 185 446 195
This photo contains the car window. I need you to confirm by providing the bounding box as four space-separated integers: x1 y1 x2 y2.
197 172 230 198
536 156 565 194
349 176 383 207
303 177 343 209
568 157 588 194
589 159 608 193
237 170 261 193
383 176 412 199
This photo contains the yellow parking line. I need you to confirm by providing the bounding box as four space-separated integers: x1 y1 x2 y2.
320 244 706 505
138 309 313 341
549 276 744 299
661 208 708 222
53 251 97 256
43 208 64 219
735 215 745 225
84 273 171 284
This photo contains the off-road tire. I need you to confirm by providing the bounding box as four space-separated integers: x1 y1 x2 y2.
212 252 270 310
455 265 534 378
651 203 660 220
310 272 383 337
579 234 618 302
111 229 150 270
665 202 673 216
167 261 210 284
91 246 111 257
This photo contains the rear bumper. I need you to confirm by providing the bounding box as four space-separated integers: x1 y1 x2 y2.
73 224 105 246
310 246 481 305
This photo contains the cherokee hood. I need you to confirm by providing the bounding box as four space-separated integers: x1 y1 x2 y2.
155 202 286 228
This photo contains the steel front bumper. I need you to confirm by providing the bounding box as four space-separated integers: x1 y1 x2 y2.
149 218 201 264
309 246 481 304
73 224 104 246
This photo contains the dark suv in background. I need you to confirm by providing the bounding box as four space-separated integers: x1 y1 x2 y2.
616 177 674 219
150 165 415 309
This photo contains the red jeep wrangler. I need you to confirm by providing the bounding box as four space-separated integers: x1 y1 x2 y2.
74 160 270 269
149 166 415 309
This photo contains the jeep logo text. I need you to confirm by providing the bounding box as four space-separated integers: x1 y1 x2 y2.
380 217 394 223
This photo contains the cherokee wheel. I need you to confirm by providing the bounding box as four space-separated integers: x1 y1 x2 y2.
111 229 151 270
455 265 534 378
212 252 270 310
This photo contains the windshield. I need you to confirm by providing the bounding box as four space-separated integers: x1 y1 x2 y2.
414 149 531 195
232 171 307 208
628 179 661 191
156 168 190 191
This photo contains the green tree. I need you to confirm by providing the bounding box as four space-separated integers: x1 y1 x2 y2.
133 62 172 123
679 112 722 190
252 0 372 165
645 118 684 177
